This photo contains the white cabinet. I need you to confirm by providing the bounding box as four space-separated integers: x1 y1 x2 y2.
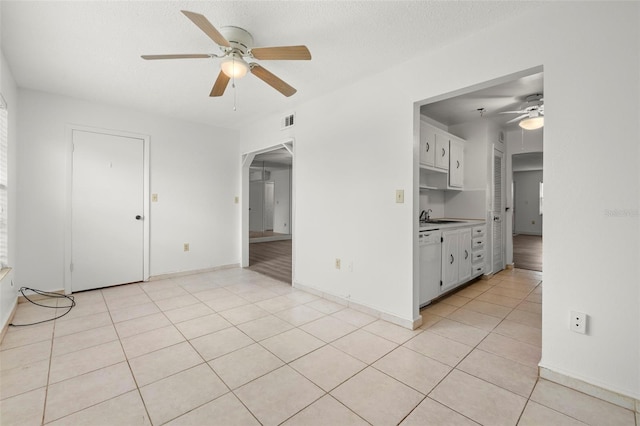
458 228 472 283
441 230 459 293
449 138 464 188
419 122 464 191
435 133 450 170
420 123 436 167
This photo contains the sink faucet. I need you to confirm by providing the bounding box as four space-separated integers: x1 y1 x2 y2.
420 209 433 222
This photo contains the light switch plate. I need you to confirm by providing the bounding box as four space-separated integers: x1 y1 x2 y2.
396 189 404 203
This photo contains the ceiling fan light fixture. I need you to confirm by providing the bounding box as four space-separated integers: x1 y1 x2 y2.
519 116 544 130
221 54 249 79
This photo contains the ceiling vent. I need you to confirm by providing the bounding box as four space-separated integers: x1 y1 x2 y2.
281 113 295 130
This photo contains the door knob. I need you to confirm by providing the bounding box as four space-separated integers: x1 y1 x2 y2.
135 215 143 220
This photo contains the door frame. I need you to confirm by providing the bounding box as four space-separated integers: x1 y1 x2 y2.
241 139 294 277
64 125 150 294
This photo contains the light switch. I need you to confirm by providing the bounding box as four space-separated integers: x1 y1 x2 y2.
396 189 404 204
234 196 239 204
151 194 158 202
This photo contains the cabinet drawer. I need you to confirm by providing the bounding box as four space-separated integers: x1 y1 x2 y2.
472 264 485 276
472 251 485 264
472 226 486 237
472 237 485 249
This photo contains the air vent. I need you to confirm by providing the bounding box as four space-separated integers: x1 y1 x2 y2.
281 113 295 130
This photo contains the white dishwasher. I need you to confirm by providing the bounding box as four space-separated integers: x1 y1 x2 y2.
419 229 442 307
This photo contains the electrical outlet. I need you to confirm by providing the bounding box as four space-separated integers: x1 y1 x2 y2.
396 189 404 203
183 243 190 252
335 258 341 269
570 311 587 334
151 194 158 202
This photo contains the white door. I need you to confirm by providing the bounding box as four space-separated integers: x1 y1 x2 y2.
492 148 506 273
72 130 145 291
263 182 275 231
249 181 264 232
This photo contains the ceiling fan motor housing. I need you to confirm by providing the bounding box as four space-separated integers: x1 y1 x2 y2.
219 26 254 56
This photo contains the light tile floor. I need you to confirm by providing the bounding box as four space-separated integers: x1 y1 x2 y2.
1 268 637 425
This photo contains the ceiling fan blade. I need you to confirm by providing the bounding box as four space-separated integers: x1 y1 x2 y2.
506 114 528 124
251 45 311 60
181 10 230 47
210 71 230 97
141 54 210 60
250 64 297 97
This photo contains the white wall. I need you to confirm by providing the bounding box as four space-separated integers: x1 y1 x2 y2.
0 48 19 328
16 89 240 292
239 3 640 399
513 170 543 235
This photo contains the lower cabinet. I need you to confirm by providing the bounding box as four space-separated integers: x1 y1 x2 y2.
441 230 459 293
441 227 474 294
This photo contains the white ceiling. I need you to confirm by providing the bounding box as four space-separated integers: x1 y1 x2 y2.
420 72 544 129
1 1 543 130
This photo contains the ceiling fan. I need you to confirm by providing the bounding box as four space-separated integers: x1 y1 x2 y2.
141 10 311 97
501 94 544 130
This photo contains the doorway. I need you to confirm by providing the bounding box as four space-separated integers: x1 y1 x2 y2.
511 152 543 271
65 127 150 293
241 142 293 284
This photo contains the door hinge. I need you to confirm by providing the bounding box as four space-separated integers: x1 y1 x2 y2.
440 280 442 286
441 237 443 243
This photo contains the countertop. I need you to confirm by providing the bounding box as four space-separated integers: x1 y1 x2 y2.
419 219 486 231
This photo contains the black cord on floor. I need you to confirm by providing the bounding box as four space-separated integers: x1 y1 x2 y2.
9 287 76 327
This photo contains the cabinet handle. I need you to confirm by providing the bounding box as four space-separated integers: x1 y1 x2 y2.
464 250 468 260
456 160 460 169
426 142 430 152
450 254 454 264
442 148 446 157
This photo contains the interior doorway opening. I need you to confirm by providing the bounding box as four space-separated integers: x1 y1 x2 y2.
511 151 543 271
241 142 294 284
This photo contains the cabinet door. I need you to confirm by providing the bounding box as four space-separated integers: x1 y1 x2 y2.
441 230 459 292
435 133 450 170
458 229 472 283
420 124 436 167
449 139 464 188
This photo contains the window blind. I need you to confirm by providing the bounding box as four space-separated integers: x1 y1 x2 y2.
0 98 8 268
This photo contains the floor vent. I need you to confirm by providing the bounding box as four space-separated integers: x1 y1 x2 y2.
281 113 295 130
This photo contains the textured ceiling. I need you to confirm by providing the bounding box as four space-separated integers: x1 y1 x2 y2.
1 1 541 129
421 72 544 128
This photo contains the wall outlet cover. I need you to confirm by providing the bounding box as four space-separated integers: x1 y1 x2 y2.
570 311 587 334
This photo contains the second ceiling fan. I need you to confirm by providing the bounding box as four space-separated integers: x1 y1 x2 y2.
142 10 311 97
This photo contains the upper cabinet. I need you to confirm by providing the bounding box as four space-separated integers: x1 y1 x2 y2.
420 122 436 167
434 134 450 170
420 120 464 191
449 138 464 188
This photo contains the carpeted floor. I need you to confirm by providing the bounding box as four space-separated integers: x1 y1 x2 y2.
513 234 542 271
248 240 292 284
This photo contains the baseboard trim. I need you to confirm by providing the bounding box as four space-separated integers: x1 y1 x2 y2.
293 282 416 330
148 264 240 281
0 299 18 344
18 289 65 303
539 366 639 413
